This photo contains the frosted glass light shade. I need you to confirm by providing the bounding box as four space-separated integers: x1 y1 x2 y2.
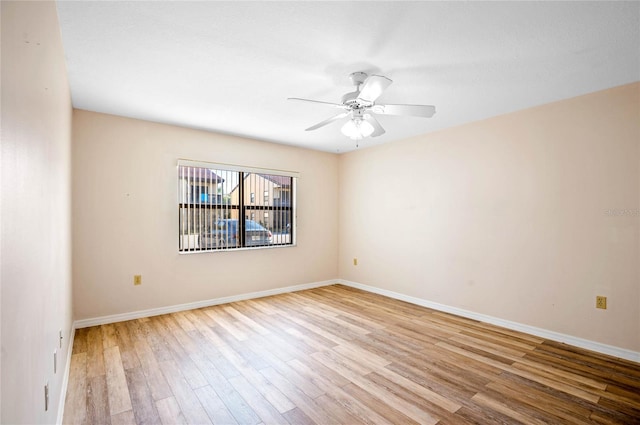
341 118 374 140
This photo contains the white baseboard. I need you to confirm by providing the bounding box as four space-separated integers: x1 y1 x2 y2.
56 321 76 425
73 279 336 328
71 277 639 363
338 279 640 363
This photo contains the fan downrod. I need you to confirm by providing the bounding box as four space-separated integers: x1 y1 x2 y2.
349 72 368 87
342 72 369 106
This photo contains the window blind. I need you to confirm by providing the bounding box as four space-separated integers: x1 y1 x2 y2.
177 160 297 252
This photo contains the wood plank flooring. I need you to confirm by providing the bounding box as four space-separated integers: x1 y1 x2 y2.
63 284 640 424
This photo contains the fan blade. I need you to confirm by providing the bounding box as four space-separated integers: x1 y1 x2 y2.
372 104 436 118
288 97 345 108
305 112 349 131
363 114 385 137
356 75 392 104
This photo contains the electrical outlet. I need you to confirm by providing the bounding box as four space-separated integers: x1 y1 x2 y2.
134 275 142 285
596 295 607 309
53 349 57 374
353 258 358 266
59 329 63 348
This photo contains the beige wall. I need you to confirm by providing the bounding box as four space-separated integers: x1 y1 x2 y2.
1 1 74 423
2 4 637 422
72 110 339 320
339 83 640 352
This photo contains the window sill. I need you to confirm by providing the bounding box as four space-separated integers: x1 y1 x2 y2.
178 243 297 255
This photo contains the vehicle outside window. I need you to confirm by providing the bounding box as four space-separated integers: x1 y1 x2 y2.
200 219 272 248
178 161 296 252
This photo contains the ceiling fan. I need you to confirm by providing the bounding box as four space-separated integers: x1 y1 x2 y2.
289 72 436 144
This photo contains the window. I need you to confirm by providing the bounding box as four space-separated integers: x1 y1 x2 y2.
178 160 297 252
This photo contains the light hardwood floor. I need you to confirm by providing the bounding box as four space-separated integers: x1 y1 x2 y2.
63 284 640 424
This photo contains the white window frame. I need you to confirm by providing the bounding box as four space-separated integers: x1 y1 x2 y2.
177 159 298 253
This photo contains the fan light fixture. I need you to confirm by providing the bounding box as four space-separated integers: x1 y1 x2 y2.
341 117 374 140
289 71 436 146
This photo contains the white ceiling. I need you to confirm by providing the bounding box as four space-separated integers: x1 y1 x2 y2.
56 1 640 153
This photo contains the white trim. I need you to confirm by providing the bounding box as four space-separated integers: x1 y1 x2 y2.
71 278 639 362
56 321 76 425
74 280 335 328
177 159 300 178
338 279 640 363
